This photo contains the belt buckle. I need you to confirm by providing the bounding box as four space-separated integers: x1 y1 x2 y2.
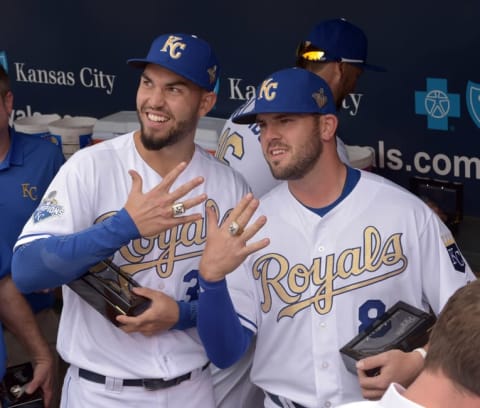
142 379 167 391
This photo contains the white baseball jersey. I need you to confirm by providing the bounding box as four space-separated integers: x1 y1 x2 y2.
216 116 351 197
16 132 250 380
214 112 350 408
226 170 475 408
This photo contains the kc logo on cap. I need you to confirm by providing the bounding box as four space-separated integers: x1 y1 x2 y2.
160 36 187 60
127 33 220 92
258 78 278 101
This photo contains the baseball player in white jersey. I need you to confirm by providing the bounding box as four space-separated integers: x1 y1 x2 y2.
212 18 384 407
215 18 385 197
12 33 250 407
196 67 475 408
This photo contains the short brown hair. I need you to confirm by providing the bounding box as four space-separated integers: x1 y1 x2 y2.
424 279 480 396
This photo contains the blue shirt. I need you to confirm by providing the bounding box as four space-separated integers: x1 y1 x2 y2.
0 129 64 309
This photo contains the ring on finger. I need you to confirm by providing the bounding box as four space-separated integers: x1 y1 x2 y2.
228 220 244 236
172 202 186 217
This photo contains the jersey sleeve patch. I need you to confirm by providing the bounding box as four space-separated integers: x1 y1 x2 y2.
446 242 466 273
32 191 64 223
442 233 466 273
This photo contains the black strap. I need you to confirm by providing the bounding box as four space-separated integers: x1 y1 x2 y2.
78 362 210 391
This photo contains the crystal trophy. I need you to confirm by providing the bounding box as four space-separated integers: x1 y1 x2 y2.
339 301 436 376
68 259 151 326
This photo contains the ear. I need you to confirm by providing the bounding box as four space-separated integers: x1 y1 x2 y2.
3 91 13 115
198 91 217 117
312 62 340 85
319 114 338 142
335 63 354 92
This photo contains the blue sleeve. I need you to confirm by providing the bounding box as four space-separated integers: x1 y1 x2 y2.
197 276 253 368
171 300 198 330
12 208 140 293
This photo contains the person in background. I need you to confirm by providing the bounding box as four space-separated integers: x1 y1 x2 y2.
0 65 57 406
215 18 384 198
212 18 384 408
11 33 250 407
338 279 480 408
197 67 475 408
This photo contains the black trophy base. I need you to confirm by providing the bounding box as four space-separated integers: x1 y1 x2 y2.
68 260 151 326
1 363 44 408
339 301 436 376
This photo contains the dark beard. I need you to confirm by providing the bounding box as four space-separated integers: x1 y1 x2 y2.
268 126 323 180
139 117 197 151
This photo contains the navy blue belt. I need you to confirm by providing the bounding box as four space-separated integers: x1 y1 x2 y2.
266 391 306 408
78 362 210 391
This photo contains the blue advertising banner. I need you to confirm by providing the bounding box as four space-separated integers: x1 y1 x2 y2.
1 0 479 218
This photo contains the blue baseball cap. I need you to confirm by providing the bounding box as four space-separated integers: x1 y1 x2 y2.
127 33 220 91
297 18 385 72
232 68 336 125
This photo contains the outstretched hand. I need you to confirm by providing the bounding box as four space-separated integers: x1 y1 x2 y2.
124 162 207 237
199 193 269 282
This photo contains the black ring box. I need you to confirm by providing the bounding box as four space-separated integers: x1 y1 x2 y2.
68 260 151 326
1 362 44 407
339 301 436 376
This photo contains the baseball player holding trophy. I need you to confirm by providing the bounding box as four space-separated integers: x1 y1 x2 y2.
212 19 386 408
197 67 475 408
12 33 250 407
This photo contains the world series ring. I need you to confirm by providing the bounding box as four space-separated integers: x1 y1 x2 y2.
172 202 186 217
228 220 244 236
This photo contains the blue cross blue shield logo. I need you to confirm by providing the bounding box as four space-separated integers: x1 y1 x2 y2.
415 78 460 131
466 81 480 128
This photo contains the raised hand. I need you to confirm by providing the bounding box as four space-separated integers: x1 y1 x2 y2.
124 161 207 237
199 193 269 282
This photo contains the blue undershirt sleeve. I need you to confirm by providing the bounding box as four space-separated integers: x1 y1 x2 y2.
197 276 253 368
171 300 198 330
11 208 140 293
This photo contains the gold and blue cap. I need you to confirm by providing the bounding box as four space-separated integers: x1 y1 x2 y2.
232 68 336 125
127 33 220 92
